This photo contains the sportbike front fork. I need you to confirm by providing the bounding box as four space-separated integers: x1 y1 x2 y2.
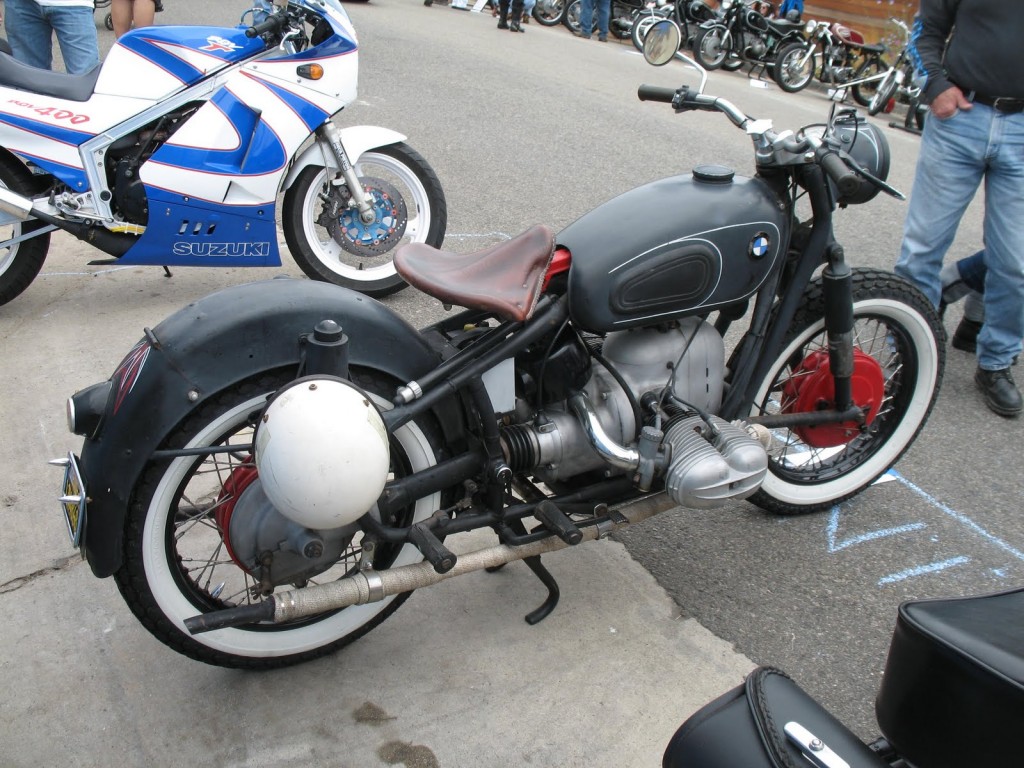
316 121 377 225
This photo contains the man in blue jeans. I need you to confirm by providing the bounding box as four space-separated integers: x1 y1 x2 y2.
895 0 1024 418
4 0 100 75
576 0 610 41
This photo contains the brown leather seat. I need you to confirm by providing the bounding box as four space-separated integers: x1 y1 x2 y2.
394 224 556 322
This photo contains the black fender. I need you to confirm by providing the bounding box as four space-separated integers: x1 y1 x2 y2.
75 278 454 578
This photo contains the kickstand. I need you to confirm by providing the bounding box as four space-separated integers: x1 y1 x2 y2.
162 266 173 278
492 517 561 624
522 555 560 625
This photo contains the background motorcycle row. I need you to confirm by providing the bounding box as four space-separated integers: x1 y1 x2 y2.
1 2 1019 766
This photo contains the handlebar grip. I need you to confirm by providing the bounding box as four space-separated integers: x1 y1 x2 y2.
637 84 678 103
819 150 860 198
245 13 286 38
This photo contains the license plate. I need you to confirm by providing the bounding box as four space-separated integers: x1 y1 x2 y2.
53 452 87 548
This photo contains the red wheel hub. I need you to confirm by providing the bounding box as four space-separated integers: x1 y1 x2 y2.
781 349 885 448
214 461 258 568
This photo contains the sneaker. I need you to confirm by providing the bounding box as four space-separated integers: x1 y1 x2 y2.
975 367 1023 418
598 35 607 42
952 317 982 353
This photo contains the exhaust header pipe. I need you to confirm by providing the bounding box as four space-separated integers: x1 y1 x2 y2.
183 492 680 635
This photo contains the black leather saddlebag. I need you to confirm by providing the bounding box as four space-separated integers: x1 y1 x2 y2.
663 666 889 768
875 587 1024 768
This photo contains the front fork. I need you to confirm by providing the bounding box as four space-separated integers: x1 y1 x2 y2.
821 241 855 411
317 121 377 226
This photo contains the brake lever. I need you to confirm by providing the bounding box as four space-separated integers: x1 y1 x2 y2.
840 151 906 200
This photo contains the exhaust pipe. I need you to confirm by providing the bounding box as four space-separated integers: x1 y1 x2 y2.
0 187 135 257
0 186 33 219
183 491 680 634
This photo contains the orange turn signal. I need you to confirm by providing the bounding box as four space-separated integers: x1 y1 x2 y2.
296 64 324 81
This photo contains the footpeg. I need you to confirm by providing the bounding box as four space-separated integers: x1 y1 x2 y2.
409 522 457 574
534 500 583 545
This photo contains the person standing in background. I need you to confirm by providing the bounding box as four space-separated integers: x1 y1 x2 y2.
576 0 610 41
3 0 99 74
894 0 1024 418
111 0 156 37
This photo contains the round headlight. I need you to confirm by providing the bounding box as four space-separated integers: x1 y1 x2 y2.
805 19 817 35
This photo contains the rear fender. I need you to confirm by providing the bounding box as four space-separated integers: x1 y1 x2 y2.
75 278 454 578
281 125 407 190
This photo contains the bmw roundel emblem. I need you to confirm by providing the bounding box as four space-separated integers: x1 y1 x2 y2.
749 233 770 259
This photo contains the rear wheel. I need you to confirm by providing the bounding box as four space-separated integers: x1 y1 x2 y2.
0 153 51 307
115 369 449 668
282 142 446 298
744 270 944 515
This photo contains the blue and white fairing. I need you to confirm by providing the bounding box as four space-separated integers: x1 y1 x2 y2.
0 1 361 267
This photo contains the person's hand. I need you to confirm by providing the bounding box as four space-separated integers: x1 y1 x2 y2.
930 86 972 119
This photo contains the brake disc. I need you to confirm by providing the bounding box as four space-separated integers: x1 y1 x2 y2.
318 176 409 256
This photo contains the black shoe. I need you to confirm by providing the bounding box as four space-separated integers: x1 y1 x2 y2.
598 35 607 41
975 367 1023 417
497 20 509 28
510 21 523 31
952 317 982 353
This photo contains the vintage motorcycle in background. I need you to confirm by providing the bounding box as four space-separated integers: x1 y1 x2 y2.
564 0 645 40
54 23 944 669
692 0 805 75
0 0 446 306
774 18 890 100
867 18 925 130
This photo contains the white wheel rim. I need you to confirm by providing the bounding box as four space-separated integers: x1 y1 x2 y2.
297 152 432 283
753 298 939 507
141 391 439 659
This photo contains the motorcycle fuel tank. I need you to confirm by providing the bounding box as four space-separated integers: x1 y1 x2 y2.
94 26 267 102
557 167 789 332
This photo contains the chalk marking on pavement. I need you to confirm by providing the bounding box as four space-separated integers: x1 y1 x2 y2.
890 470 1024 562
826 506 925 553
878 556 971 585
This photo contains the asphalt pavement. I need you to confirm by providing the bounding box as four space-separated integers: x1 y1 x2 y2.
1 2 1022 766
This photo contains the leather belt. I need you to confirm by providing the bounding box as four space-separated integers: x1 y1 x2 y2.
966 90 1024 114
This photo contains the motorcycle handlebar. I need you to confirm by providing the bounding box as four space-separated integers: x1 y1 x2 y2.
245 12 287 38
637 84 678 103
818 148 861 198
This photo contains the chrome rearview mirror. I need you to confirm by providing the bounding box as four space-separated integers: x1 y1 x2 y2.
642 19 681 66
642 20 709 94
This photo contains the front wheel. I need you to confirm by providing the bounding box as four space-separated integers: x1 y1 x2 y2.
693 26 728 70
744 269 945 515
850 57 887 107
114 369 449 668
0 153 51 307
282 142 447 298
868 66 900 116
773 42 815 93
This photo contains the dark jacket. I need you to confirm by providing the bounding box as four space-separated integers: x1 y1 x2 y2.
913 0 1024 103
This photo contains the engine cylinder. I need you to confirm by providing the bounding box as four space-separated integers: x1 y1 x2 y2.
662 415 767 508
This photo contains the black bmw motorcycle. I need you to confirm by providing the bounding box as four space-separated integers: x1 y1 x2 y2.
54 24 944 669
692 0 805 75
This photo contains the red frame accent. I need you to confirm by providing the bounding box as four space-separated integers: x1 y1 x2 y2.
542 247 572 292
